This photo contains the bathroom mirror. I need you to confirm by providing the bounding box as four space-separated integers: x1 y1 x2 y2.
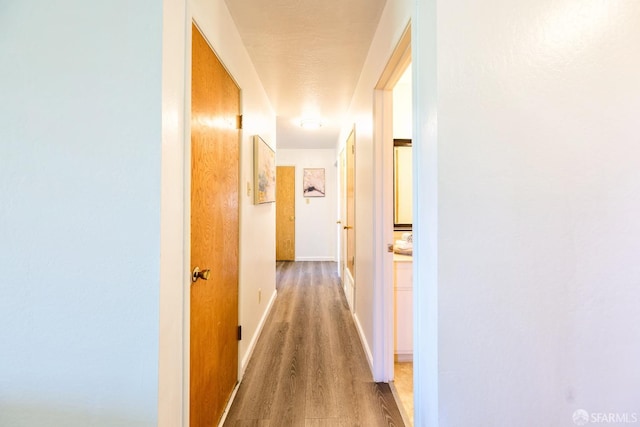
394 139 412 230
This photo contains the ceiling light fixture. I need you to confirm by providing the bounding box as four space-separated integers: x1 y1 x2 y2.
300 118 322 130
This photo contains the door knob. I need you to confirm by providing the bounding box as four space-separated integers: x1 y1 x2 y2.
192 267 211 283
343 225 353 230
290 216 295 221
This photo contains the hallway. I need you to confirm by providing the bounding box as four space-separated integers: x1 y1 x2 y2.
223 262 404 426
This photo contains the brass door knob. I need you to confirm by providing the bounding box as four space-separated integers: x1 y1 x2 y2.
192 267 211 283
343 225 353 230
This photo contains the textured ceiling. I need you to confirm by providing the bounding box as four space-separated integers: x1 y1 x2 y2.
225 0 388 149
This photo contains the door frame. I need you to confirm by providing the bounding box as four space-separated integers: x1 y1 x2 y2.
189 21 241 426
372 14 439 426
158 2 192 425
338 147 347 289
372 23 411 383
159 9 245 426
345 127 357 312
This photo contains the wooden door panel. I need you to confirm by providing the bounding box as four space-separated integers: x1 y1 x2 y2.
346 129 356 280
190 23 240 427
276 166 295 261
339 150 346 280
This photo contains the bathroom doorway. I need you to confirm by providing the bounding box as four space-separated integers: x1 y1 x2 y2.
372 22 414 425
390 63 413 425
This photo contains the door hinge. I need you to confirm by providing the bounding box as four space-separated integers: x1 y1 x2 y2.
237 325 242 341
351 144 354 154
237 114 243 130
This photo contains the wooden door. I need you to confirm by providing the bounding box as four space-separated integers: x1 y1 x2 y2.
190 23 240 427
276 166 295 261
346 129 356 280
339 149 346 281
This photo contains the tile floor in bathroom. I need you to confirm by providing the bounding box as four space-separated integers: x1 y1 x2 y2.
394 361 413 426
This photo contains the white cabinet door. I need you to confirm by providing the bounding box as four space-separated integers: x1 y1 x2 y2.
394 260 413 361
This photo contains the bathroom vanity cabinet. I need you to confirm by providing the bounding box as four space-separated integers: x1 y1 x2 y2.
394 254 413 361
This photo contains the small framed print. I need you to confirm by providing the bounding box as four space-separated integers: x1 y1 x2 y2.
303 168 325 197
253 135 276 204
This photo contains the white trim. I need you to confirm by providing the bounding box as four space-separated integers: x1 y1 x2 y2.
216 382 240 427
181 7 194 427
240 289 278 375
413 0 439 425
158 0 188 425
372 22 412 384
395 353 413 363
344 264 355 312
353 312 374 374
372 87 395 383
337 147 347 285
294 256 337 262
219 287 278 427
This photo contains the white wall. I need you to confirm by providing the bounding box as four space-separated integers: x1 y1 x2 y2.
0 0 162 425
413 0 640 425
0 0 275 425
393 65 413 140
337 0 412 368
276 149 337 261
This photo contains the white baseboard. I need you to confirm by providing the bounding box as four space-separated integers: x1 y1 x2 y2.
344 269 355 312
395 353 413 363
353 312 374 375
222 290 278 426
217 381 240 427
240 289 278 376
295 256 337 262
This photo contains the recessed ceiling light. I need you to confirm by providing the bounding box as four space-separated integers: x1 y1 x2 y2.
300 119 322 129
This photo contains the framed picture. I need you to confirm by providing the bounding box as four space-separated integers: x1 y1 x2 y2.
303 168 325 197
253 135 276 204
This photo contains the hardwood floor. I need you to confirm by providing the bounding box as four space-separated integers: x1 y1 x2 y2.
224 261 405 426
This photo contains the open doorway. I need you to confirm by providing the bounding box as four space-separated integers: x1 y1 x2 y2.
390 64 413 425
372 22 413 426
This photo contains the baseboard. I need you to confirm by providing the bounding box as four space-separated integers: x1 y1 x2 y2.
344 269 355 312
395 353 413 363
220 290 277 426
217 381 240 427
295 256 337 262
240 289 278 376
353 312 374 375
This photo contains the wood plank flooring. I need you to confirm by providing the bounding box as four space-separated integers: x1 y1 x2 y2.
224 261 405 427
